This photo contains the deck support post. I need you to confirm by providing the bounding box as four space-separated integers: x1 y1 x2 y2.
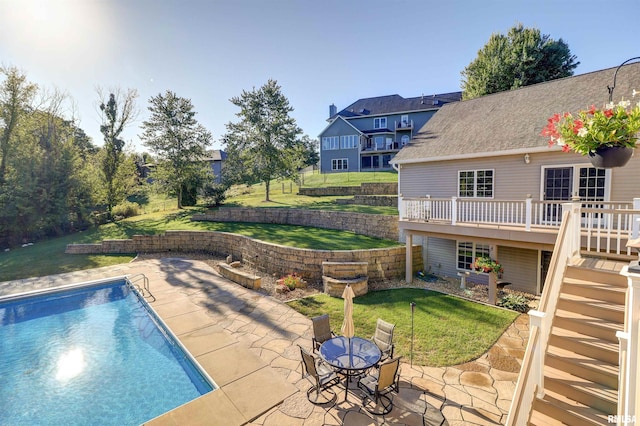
405 232 413 284
488 245 498 305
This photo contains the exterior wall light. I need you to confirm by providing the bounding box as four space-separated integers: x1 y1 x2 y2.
524 153 530 164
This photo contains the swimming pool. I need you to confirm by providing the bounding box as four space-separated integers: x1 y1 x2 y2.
0 278 216 425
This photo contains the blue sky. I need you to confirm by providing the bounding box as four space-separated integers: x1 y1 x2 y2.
1 0 639 152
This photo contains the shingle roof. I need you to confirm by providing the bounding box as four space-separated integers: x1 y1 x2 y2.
333 92 462 119
204 149 227 161
392 63 640 164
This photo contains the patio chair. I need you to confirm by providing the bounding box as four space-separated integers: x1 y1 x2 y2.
311 314 335 352
299 345 340 405
371 318 395 362
357 357 402 415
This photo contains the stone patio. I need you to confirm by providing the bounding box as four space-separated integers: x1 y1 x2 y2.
0 258 529 425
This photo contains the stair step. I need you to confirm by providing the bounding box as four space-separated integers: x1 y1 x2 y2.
562 276 626 304
554 309 623 343
547 345 618 389
532 388 610 426
565 264 628 287
549 327 619 364
544 365 617 414
557 293 624 323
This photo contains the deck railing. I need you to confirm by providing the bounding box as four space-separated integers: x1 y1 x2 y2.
400 196 639 258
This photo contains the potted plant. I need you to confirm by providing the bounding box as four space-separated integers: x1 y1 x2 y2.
473 256 503 275
542 91 640 168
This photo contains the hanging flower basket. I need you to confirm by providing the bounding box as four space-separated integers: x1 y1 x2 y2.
587 145 634 168
542 91 640 168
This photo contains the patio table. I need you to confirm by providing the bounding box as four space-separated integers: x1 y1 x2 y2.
320 336 381 402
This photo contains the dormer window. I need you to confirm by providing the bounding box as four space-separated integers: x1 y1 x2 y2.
373 117 387 129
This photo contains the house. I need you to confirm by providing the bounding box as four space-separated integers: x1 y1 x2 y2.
391 62 640 296
318 92 461 173
392 62 640 424
203 149 227 183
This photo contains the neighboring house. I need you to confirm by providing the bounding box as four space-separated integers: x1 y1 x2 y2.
203 149 227 183
318 92 461 173
391 62 640 296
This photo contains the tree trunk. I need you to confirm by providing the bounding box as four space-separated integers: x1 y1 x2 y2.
264 180 270 202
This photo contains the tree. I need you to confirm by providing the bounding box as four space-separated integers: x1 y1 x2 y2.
0 66 37 184
223 79 302 201
461 23 579 100
97 88 138 215
139 90 212 209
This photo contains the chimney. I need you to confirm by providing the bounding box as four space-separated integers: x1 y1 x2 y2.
329 103 337 118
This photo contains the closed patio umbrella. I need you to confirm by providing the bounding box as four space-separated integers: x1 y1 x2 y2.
341 284 355 339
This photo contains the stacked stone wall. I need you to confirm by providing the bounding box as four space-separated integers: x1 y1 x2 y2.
192 208 398 241
298 182 397 197
66 230 422 283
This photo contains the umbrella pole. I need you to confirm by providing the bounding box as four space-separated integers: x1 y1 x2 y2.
410 302 416 367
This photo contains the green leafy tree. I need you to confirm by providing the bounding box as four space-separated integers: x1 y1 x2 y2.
0 66 37 184
98 88 138 216
139 90 212 209
461 23 579 100
223 79 302 201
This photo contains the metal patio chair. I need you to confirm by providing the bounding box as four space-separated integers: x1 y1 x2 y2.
311 314 335 352
371 318 395 362
357 357 402 415
299 345 340 405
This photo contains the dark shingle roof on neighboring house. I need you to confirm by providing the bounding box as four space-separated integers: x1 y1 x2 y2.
333 92 462 119
392 63 640 164
203 149 227 162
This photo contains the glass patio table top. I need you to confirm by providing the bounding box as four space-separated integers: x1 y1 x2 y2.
320 336 381 371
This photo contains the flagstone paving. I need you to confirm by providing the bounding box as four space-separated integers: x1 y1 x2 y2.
0 258 529 425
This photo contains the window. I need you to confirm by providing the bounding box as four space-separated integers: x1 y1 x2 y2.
321 136 339 150
458 169 494 198
332 158 348 170
401 135 410 146
373 117 387 129
457 242 490 271
382 154 392 168
340 135 358 149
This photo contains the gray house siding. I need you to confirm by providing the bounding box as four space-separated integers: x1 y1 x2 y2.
319 119 361 172
422 237 539 294
399 151 640 202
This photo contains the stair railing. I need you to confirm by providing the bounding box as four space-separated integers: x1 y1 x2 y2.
617 266 640 423
506 202 581 425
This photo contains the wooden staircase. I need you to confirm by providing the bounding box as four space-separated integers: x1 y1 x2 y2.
529 264 626 425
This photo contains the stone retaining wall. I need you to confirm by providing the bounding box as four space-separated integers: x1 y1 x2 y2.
65 230 422 283
298 182 397 197
335 195 397 207
192 208 398 241
218 263 261 290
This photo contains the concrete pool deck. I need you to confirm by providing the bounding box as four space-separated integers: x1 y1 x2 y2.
0 258 528 425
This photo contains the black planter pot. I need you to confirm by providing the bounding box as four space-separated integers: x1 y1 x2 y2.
588 146 634 168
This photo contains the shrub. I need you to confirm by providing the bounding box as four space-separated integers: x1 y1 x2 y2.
277 273 306 290
112 201 141 219
497 294 531 313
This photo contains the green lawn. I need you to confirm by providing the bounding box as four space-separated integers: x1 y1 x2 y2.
221 171 398 215
0 207 401 282
287 289 519 367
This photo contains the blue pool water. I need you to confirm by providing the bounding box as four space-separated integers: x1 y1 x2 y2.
0 280 215 425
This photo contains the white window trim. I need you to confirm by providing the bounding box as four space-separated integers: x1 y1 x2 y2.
331 158 348 170
373 117 387 129
458 169 495 198
456 241 490 272
322 136 340 151
340 134 358 149
539 164 611 201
